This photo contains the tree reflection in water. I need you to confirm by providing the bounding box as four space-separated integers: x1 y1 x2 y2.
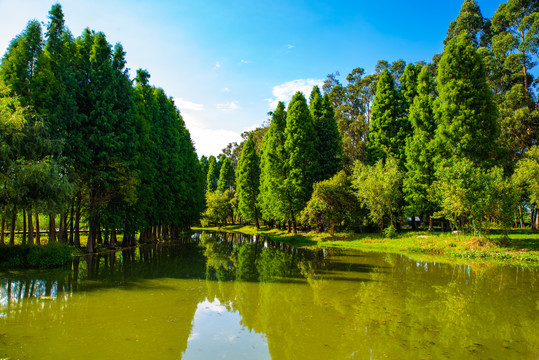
0 231 538 359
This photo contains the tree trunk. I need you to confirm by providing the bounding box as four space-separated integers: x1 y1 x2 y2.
9 210 16 246
290 211 298 235
27 210 34 246
35 210 40 245
287 221 291 233
22 208 27 246
110 228 116 248
428 216 434 232
69 201 75 245
49 215 56 243
536 208 539 231
59 213 67 243
518 205 524 229
86 219 95 253
411 214 417 230
74 199 81 247
0 218 4 246
254 206 260 230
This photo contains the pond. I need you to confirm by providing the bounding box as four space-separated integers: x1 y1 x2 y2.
0 231 538 359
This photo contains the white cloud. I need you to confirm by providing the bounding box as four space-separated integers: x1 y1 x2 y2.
181 111 242 157
215 61 221 68
174 97 204 111
216 100 240 111
240 59 251 64
266 78 324 109
287 44 294 49
221 87 230 92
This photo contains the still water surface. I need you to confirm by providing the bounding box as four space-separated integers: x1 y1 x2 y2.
0 231 538 359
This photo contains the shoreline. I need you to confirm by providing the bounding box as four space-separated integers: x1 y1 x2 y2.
192 225 539 267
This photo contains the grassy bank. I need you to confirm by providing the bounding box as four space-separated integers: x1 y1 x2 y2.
192 225 539 266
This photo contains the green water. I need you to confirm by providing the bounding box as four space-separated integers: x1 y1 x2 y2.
0 231 538 359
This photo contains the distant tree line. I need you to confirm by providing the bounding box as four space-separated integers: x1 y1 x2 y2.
203 0 539 236
0 4 204 252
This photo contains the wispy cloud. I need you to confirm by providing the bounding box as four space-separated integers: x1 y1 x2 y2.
216 100 240 111
174 97 204 111
215 61 221 68
240 59 251 64
287 44 294 49
266 79 324 109
221 87 230 92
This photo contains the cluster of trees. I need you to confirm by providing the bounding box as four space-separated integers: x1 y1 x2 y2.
0 5 204 251
203 0 539 236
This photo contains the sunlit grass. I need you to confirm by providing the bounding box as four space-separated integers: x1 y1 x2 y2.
193 225 539 266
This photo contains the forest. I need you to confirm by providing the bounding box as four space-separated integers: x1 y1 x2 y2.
201 0 539 237
0 4 204 254
0 0 538 258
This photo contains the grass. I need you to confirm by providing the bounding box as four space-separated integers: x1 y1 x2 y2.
192 225 539 266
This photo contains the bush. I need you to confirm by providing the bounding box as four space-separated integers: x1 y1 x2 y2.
27 243 72 267
0 243 72 269
383 225 398 239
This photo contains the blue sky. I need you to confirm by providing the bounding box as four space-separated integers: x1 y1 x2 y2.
0 0 506 156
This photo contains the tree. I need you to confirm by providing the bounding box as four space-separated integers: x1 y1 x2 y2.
403 67 437 229
259 102 288 223
444 0 490 48
0 20 43 104
323 69 376 171
284 92 318 233
217 157 234 193
366 69 406 166
309 86 342 181
492 0 539 92
514 145 539 229
351 157 403 234
236 134 261 228
201 190 234 228
206 155 218 192
433 33 499 166
301 171 359 235
432 158 517 235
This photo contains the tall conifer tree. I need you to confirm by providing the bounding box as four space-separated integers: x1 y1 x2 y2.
284 92 318 233
403 67 437 229
433 33 499 166
366 69 405 166
259 102 288 223
309 86 342 181
236 134 261 228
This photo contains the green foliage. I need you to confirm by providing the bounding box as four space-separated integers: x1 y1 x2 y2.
284 92 319 211
403 67 437 220
206 155 218 192
444 0 489 47
366 69 407 167
301 171 360 235
259 102 288 222
217 157 234 193
383 225 397 239
514 146 539 208
351 157 403 232
432 158 518 235
0 243 72 268
27 242 72 267
433 33 499 166
236 134 260 226
309 86 342 181
201 190 234 227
